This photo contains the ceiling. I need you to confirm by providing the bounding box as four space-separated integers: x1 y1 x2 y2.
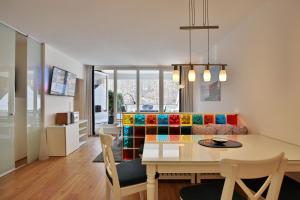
0 0 265 65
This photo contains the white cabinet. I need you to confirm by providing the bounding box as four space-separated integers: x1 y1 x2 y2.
47 123 80 156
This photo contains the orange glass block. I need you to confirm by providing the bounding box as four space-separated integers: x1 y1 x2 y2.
180 114 192 126
204 114 215 125
146 114 158 125
123 114 134 125
146 135 157 142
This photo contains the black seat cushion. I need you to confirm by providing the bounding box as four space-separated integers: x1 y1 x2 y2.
243 176 300 200
106 158 159 187
180 179 246 200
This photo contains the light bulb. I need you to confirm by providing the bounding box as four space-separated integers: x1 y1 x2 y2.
188 68 196 82
203 66 211 82
172 66 180 82
219 69 227 82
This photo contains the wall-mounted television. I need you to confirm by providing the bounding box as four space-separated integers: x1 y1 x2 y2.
49 66 77 97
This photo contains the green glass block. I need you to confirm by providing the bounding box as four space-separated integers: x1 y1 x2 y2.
192 114 203 125
123 137 133 148
135 114 145 125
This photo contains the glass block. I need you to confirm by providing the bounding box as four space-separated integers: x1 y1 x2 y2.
123 137 133 148
227 114 238 126
157 135 169 142
134 149 141 159
180 135 193 142
146 114 158 125
169 114 180 125
123 149 133 160
181 126 192 135
169 135 180 142
169 126 180 135
135 114 145 125
216 114 226 124
123 114 134 125
204 114 215 125
158 114 169 125
181 114 192 126
134 137 145 148
146 135 157 142
146 126 157 135
158 126 169 135
123 126 133 137
192 114 203 125
134 126 145 137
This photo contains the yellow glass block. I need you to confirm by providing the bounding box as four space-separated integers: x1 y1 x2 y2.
123 114 134 125
180 135 193 143
180 114 192 126
146 135 157 142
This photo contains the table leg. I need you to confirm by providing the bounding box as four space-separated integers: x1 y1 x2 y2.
146 165 157 200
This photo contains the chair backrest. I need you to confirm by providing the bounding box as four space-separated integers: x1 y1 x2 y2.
220 153 287 200
99 133 120 190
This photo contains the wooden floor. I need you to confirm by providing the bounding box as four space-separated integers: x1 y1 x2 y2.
0 137 189 200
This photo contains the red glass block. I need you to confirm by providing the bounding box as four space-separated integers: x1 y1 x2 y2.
204 114 215 125
134 137 145 148
134 126 145 137
227 114 238 126
169 135 180 142
123 149 133 160
169 114 180 125
146 126 157 135
169 126 180 135
146 114 158 125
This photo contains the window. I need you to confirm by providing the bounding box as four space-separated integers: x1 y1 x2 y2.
139 70 159 112
164 71 179 112
117 70 137 112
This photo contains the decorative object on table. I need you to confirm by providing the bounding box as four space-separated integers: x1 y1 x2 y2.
198 139 242 148
212 137 228 144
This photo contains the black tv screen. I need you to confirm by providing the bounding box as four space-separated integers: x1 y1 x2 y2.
49 67 77 96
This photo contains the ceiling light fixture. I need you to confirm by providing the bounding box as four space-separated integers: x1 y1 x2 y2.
172 0 228 83
172 65 180 82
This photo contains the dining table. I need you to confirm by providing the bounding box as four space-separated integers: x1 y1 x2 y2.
142 134 300 200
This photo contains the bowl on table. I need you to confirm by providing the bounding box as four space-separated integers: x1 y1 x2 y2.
212 137 228 145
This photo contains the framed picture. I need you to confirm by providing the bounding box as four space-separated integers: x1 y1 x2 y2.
200 66 221 101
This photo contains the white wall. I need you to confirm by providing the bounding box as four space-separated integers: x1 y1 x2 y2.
44 44 84 126
194 0 300 145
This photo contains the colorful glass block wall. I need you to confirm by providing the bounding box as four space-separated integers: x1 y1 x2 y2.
122 113 238 160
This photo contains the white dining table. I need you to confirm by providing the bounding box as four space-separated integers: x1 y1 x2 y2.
142 134 300 200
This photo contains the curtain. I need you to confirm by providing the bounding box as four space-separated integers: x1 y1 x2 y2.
84 65 93 136
180 67 193 112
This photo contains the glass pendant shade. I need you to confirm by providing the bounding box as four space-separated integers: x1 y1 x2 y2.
219 69 227 82
172 67 180 82
203 66 211 82
188 68 196 82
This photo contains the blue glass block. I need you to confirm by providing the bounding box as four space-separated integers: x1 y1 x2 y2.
157 135 169 142
158 126 169 135
216 114 226 124
158 114 169 125
181 126 192 135
123 126 133 137
192 114 203 125
135 114 145 125
123 137 133 148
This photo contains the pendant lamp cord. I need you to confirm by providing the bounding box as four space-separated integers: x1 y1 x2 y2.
203 0 210 64
189 0 195 65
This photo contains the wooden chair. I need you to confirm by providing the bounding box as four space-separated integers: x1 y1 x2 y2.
100 133 156 200
180 153 287 200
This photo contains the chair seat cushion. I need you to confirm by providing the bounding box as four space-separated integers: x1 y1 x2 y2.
180 180 246 200
107 159 158 188
243 176 300 200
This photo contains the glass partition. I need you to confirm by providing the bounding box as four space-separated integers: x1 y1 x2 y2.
140 70 159 112
0 23 16 175
26 38 42 163
117 70 137 112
